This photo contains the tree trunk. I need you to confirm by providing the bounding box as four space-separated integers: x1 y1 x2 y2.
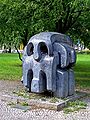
8 47 11 53
15 45 22 61
22 29 28 47
56 19 64 33
8 43 11 53
15 29 28 61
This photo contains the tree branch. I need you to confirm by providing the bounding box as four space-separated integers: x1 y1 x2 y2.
63 5 70 29
15 45 22 61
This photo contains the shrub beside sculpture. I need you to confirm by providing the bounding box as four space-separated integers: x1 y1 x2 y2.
22 32 76 98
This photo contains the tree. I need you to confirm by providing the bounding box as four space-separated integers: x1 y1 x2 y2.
55 0 90 46
0 0 62 47
0 0 90 49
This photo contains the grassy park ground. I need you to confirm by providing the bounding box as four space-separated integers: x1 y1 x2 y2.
74 54 90 89
0 53 22 80
0 53 90 89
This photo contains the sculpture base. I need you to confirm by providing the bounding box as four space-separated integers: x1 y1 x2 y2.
0 91 86 111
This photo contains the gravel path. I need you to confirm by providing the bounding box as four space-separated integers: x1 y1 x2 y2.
0 80 90 120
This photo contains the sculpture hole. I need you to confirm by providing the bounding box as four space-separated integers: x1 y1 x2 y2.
27 69 33 91
39 70 54 97
57 53 61 67
39 70 47 91
27 43 34 56
39 42 48 54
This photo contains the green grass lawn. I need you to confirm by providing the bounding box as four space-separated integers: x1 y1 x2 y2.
0 53 22 80
0 53 90 89
74 54 90 88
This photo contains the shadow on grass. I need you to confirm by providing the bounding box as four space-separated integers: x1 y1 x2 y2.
11 64 22 67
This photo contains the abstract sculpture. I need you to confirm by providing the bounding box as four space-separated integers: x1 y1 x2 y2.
22 32 76 98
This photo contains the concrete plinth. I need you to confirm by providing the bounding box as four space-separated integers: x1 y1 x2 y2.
0 91 86 111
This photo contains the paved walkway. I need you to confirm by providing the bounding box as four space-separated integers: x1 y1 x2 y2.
0 80 90 120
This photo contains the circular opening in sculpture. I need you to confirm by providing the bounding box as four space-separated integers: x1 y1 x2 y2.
27 43 34 56
39 42 48 54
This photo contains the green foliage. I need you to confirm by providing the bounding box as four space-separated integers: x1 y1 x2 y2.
0 0 90 48
13 89 30 98
0 0 62 47
49 97 59 103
